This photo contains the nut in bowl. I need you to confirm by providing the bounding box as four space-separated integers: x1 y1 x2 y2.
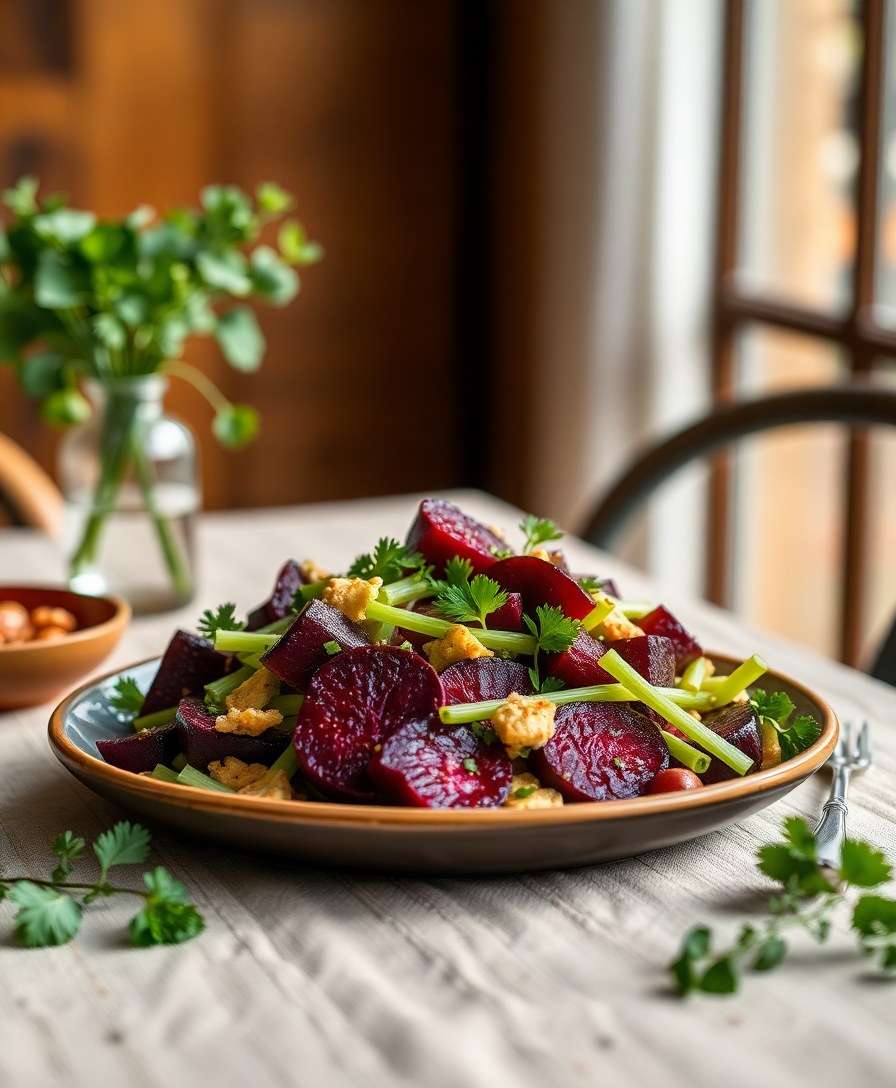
0 586 129 710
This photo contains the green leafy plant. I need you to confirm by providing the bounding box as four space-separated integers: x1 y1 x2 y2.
428 557 508 629
750 689 822 760
671 816 896 995
523 604 580 690
197 602 244 641
519 515 563 554
347 537 425 583
109 675 145 716
0 177 321 597
0 821 204 948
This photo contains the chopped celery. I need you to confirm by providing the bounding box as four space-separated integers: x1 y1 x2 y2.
597 650 753 776
205 665 253 703
710 655 768 706
660 731 711 775
270 694 303 715
238 653 264 670
582 595 615 633
679 656 711 693
379 574 431 606
177 764 234 793
171 753 187 771
215 629 279 654
365 600 537 655
149 764 180 784
132 705 177 732
270 744 298 778
297 580 327 604
613 600 653 620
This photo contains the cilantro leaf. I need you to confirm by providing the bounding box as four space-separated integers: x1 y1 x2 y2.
752 934 787 971
519 514 563 554
840 839 892 889
470 722 498 745
523 605 580 654
9 883 82 947
778 714 822 760
93 822 151 879
198 602 244 640
347 537 424 583
750 689 794 725
129 868 205 947
757 820 837 899
852 894 896 938
750 689 820 760
432 574 508 629
109 676 145 716
699 957 739 994
538 676 567 695
442 556 473 587
51 831 86 884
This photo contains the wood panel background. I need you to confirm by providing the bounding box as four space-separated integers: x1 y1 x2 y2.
0 0 464 511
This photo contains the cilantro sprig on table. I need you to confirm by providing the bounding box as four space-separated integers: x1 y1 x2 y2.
428 557 509 629
198 602 244 641
0 822 204 949
671 816 896 996
519 515 563 555
347 537 426 584
750 689 822 760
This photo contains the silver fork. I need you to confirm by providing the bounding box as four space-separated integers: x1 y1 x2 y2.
813 720 872 871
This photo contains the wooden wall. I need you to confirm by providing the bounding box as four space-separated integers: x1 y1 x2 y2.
0 0 463 510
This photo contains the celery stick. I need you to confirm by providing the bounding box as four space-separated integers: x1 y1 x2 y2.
365 599 536 655
614 600 654 620
215 629 280 653
270 694 303 715
270 744 298 778
438 683 714 725
133 705 177 732
172 753 187 771
710 655 767 706
238 653 264 670
177 764 235 793
597 650 753 775
297 580 327 604
149 764 180 784
254 615 295 636
379 574 431 606
582 596 615 632
205 665 253 702
679 656 711 693
660 731 711 774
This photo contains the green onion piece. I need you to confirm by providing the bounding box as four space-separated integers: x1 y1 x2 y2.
438 683 714 725
270 694 303 715
214 629 280 653
710 655 767 706
149 763 180 784
379 574 432 606
205 665 254 702
679 656 711 693
660 731 711 775
177 764 235 793
172 753 187 771
582 595 615 632
365 599 536 655
270 744 298 778
132 705 177 732
297 580 327 604
598 650 753 776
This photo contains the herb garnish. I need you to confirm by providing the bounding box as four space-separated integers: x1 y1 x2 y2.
0 822 204 948
519 515 563 554
470 722 498 745
347 537 425 583
428 557 509 629
323 640 342 655
513 786 537 800
523 604 580 689
198 602 244 641
750 689 821 760
671 816 896 995
462 758 480 775
109 676 145 716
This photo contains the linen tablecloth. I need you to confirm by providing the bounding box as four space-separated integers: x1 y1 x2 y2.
2 491 895 1088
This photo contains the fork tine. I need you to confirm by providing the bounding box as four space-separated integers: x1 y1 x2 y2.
836 720 852 758
857 720 872 763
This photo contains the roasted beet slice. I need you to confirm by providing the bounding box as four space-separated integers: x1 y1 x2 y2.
261 599 370 690
294 646 443 800
97 724 179 775
592 635 675 725
487 591 524 632
545 629 609 687
405 498 504 575
175 697 285 771
440 657 533 705
697 703 762 784
246 559 305 630
141 630 232 716
370 717 512 808
639 605 702 669
488 555 594 620
533 703 669 802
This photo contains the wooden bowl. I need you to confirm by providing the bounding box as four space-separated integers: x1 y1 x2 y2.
0 586 130 710
47 653 837 873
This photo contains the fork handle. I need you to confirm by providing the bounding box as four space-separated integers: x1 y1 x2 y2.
814 797 848 872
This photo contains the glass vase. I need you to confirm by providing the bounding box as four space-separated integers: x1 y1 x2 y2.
58 376 199 613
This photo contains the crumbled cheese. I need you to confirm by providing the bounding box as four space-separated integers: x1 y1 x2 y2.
503 772 563 809
322 576 383 623
301 558 330 584
491 691 556 751
239 769 293 800
530 547 551 562
208 756 268 790
595 608 644 642
422 624 493 672
226 667 280 712
215 706 283 736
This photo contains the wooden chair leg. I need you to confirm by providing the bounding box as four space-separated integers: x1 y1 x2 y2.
870 617 896 687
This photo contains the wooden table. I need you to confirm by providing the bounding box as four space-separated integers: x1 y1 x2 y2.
2 491 895 1088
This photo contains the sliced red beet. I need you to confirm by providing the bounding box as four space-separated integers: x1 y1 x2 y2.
639 605 702 669
294 646 443 800
439 657 533 705
592 635 675 725
405 498 504 575
370 717 512 808
533 702 669 802
261 599 370 690
392 599 439 652
97 724 179 775
141 630 233 716
246 559 305 630
488 555 594 620
545 629 609 687
697 703 762 784
175 697 285 771
487 591 524 632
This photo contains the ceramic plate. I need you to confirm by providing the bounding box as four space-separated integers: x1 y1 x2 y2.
48 654 838 874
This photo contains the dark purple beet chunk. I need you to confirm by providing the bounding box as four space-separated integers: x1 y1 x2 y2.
533 702 669 802
294 646 443 801
545 629 609 687
370 717 512 808
392 600 439 652
246 559 305 630
141 630 232 716
175 697 285 771
591 635 675 725
439 658 534 705
639 606 702 669
261 599 370 690
698 703 762 784
97 724 179 775
405 498 503 575
487 591 524 631
488 555 594 620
